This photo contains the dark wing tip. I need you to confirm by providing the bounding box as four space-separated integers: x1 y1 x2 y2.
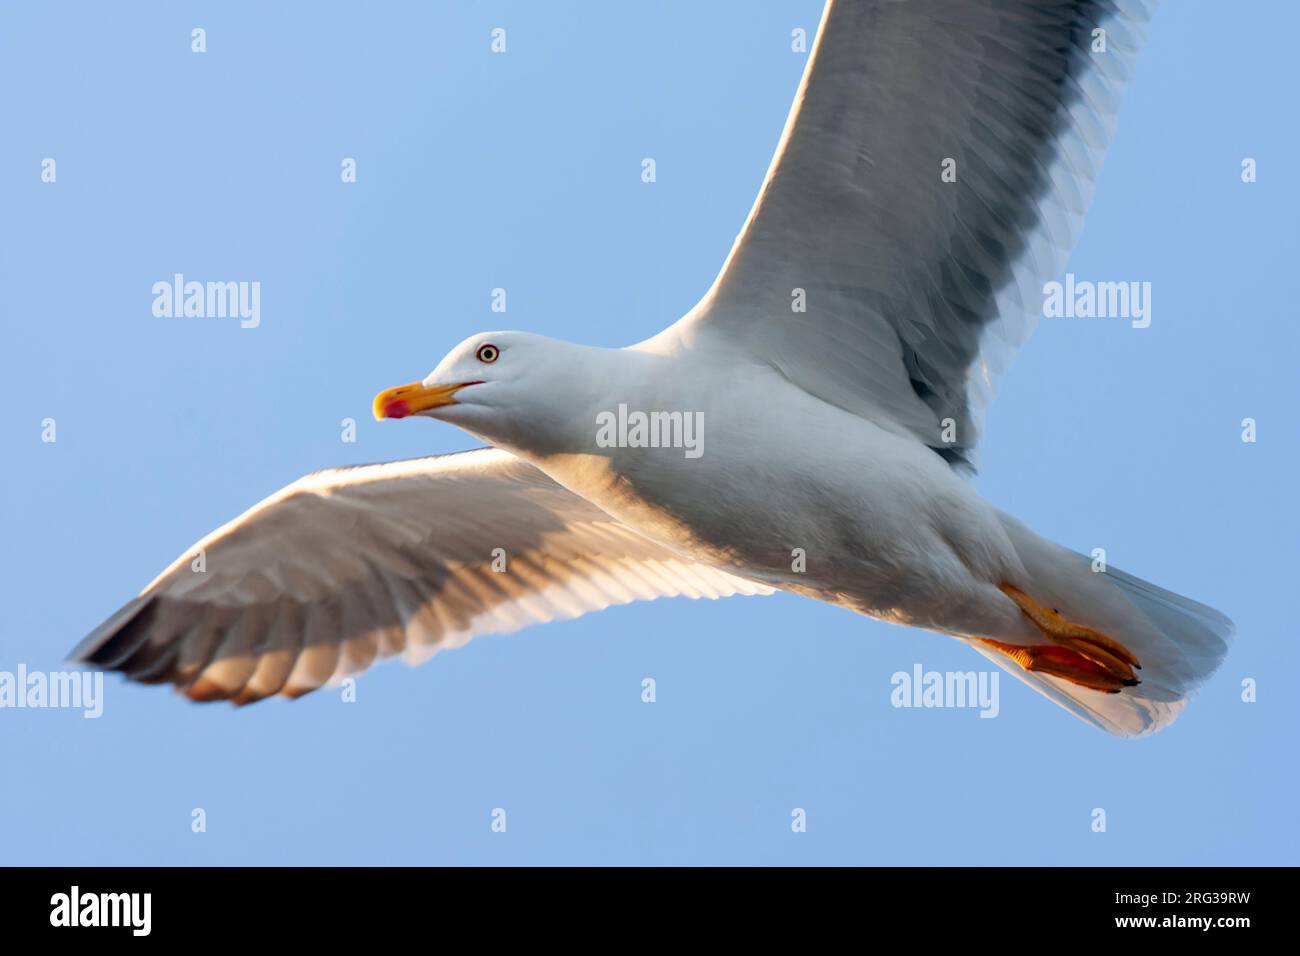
68 594 157 667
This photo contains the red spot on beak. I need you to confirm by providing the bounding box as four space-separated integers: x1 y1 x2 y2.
383 400 411 419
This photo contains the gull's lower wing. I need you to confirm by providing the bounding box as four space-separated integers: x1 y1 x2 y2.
71 447 770 704
669 0 1154 471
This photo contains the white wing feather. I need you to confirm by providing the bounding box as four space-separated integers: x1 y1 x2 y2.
72 448 769 703
663 0 1155 471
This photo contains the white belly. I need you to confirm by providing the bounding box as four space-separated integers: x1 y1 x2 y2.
529 364 1018 633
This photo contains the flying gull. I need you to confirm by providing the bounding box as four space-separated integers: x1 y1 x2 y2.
74 0 1231 737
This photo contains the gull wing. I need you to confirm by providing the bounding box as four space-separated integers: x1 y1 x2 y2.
71 448 770 703
668 0 1155 471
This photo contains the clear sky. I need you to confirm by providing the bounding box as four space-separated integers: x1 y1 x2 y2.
1 1 1295 866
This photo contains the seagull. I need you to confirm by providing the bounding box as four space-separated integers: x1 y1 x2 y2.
74 0 1231 737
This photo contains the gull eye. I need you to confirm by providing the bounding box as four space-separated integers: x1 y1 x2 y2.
476 343 499 364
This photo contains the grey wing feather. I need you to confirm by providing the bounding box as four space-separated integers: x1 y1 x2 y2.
670 0 1155 471
71 448 769 704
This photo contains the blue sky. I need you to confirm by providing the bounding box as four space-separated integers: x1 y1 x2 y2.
1 1 1295 865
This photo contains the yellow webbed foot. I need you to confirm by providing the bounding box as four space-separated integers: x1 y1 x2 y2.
977 583 1143 694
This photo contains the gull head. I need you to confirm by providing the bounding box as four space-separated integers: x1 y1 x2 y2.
372 331 592 454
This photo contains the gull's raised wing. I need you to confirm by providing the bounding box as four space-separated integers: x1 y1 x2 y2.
71 448 769 703
670 0 1154 471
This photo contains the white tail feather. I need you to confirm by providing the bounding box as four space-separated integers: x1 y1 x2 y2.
969 512 1234 737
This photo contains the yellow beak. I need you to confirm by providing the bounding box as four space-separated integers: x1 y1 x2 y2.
372 381 477 420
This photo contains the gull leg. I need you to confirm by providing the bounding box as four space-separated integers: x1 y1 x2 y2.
974 583 1142 694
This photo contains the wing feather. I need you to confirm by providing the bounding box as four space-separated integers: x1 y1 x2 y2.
664 0 1155 471
71 448 770 703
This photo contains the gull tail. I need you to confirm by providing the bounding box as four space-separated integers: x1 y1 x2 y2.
968 512 1234 737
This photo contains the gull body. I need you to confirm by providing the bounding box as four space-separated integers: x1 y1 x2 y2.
429 331 1032 646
